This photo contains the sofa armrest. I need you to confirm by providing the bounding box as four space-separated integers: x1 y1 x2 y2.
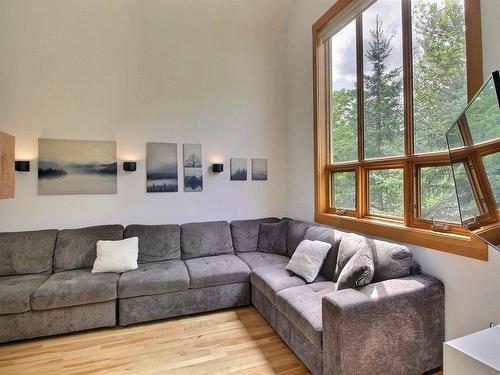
322 275 444 375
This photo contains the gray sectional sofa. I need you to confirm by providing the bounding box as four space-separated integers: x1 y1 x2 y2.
0 217 444 375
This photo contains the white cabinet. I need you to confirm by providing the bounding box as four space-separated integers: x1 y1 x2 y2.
444 325 500 375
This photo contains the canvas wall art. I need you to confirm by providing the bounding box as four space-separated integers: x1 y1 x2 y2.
0 131 15 199
183 143 203 192
230 158 247 181
184 168 203 192
252 158 268 181
183 144 202 168
38 139 117 195
146 142 178 192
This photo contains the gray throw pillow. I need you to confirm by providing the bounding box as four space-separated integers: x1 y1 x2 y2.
258 220 288 255
334 232 413 283
336 245 374 290
334 233 368 281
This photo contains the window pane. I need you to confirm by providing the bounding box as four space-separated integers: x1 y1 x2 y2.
451 162 481 220
465 78 500 144
331 171 356 209
412 0 467 154
482 152 500 204
446 122 465 149
330 20 358 163
363 0 404 159
368 169 404 217
420 166 460 223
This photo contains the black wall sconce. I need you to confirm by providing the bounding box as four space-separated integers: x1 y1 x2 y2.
123 161 137 172
15 160 30 172
212 163 223 173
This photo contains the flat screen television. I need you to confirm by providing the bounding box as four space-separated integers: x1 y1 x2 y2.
446 70 500 250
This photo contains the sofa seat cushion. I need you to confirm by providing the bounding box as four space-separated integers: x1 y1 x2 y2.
275 281 337 348
31 269 119 310
118 260 189 299
0 274 50 314
237 252 289 270
184 254 251 289
250 263 326 304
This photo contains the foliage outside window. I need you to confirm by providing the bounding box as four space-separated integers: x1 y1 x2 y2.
313 0 487 258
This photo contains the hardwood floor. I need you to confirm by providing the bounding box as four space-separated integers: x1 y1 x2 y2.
0 306 443 375
0 307 309 375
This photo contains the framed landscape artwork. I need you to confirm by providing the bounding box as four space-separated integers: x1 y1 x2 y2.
38 138 117 195
146 142 178 192
252 158 268 181
183 143 203 192
230 158 247 181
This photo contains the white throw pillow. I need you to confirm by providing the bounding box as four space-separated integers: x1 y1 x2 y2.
92 237 139 273
286 239 331 283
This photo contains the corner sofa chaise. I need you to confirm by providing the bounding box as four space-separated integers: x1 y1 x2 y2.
0 218 444 375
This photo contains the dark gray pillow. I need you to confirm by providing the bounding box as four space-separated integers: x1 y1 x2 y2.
334 233 367 281
257 220 288 255
230 217 280 253
336 245 374 290
334 232 413 283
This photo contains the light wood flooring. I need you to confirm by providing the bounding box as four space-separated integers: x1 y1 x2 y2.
0 306 443 375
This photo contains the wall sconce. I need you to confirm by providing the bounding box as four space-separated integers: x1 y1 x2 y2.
212 163 223 173
123 161 137 172
15 160 30 172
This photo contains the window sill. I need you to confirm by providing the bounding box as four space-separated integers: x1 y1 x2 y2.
315 212 489 261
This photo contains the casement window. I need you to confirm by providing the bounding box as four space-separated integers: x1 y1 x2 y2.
313 0 488 259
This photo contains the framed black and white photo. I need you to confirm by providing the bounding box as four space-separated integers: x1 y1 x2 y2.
38 138 117 195
183 144 203 192
146 142 178 192
252 158 268 181
230 158 247 181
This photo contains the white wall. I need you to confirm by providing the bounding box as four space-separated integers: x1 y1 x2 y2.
284 0 500 340
0 0 292 230
2 0 500 343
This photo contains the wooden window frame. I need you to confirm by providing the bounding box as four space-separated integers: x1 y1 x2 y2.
364 166 405 221
330 170 358 216
313 0 489 260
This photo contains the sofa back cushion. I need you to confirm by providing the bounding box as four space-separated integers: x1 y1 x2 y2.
54 225 124 272
181 221 234 259
304 225 345 280
125 224 180 263
230 217 279 253
0 229 58 276
334 232 413 282
287 219 310 257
